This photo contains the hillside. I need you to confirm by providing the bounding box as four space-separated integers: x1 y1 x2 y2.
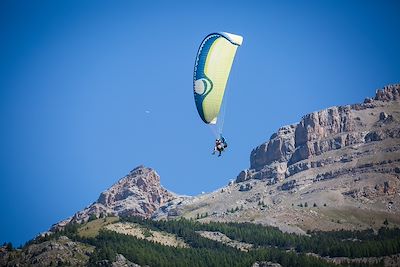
3 216 400 266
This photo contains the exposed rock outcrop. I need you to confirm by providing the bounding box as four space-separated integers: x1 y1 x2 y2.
250 125 296 170
0 236 94 267
289 105 355 164
112 254 141 267
52 166 177 231
96 166 175 217
374 84 400 101
236 84 400 184
343 180 399 199
279 179 296 191
252 262 282 267
239 183 253 192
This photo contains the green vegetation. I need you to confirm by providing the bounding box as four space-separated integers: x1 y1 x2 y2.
196 212 209 219
87 230 337 267
24 216 400 267
78 217 119 238
141 228 153 238
383 218 389 226
227 205 243 213
258 201 268 208
88 213 98 222
2 242 13 251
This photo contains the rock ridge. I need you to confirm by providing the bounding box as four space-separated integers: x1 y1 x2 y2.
237 84 400 183
52 166 177 231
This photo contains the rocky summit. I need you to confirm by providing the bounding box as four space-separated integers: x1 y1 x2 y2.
52 166 176 231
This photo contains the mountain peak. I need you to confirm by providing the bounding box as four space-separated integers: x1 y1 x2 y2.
129 165 149 174
374 84 400 101
97 165 170 210
52 165 176 231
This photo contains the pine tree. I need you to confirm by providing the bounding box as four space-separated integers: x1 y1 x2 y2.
5 242 13 251
383 218 389 227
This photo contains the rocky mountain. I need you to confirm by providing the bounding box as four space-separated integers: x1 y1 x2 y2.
52 166 177 231
52 84 400 235
0 236 94 266
0 235 141 267
243 84 400 183
155 84 400 233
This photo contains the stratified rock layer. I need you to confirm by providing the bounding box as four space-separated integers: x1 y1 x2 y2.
239 84 400 184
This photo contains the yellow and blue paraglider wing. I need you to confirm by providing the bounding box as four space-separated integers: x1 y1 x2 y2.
193 32 243 124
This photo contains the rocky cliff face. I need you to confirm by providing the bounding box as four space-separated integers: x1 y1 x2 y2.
52 166 177 231
0 237 141 267
238 84 400 184
0 236 94 266
95 166 175 217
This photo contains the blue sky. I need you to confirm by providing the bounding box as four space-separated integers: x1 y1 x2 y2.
1 0 399 246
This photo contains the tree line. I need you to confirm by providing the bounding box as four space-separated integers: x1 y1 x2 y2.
16 215 400 267
121 216 400 259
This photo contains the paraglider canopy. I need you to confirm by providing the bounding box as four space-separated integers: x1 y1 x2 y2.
193 32 243 132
